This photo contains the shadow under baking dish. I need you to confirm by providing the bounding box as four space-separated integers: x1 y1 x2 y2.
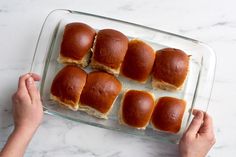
30 9 216 144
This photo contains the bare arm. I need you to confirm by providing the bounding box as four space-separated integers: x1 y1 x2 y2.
179 109 216 157
0 73 43 157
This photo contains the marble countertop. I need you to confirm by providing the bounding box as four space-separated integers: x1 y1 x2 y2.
0 0 236 156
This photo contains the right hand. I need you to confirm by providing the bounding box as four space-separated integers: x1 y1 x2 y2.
12 73 43 133
179 109 216 157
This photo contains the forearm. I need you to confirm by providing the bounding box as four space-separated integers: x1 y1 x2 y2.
0 127 35 157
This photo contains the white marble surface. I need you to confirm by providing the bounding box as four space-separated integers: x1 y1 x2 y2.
0 0 236 156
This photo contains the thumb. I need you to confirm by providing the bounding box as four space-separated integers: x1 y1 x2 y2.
26 77 39 102
185 110 204 136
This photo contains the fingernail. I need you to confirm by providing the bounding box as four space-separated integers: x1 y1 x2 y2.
195 111 202 119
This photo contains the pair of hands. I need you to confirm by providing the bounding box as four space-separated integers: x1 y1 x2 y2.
4 73 215 157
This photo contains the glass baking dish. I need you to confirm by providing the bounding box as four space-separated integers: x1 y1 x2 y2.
30 9 216 143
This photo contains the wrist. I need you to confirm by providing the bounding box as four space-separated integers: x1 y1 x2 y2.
0 125 37 157
13 125 37 138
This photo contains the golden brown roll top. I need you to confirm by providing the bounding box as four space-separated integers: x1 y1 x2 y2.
50 65 87 110
120 90 155 129
91 29 129 75
151 97 186 133
152 48 189 90
79 71 122 119
121 39 155 83
59 22 96 67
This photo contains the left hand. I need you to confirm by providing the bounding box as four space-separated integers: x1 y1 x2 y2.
12 73 43 133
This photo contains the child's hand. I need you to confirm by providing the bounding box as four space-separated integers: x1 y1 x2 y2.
12 73 43 133
0 73 43 157
179 110 216 157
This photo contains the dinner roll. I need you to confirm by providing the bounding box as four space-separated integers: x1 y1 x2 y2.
59 22 96 67
151 97 186 133
119 90 155 129
50 65 87 111
79 71 122 119
121 39 155 83
90 29 128 75
152 48 190 90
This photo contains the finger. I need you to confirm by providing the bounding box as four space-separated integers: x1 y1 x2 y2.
185 109 204 136
26 77 40 102
12 93 17 103
199 113 214 134
29 73 41 81
18 74 31 92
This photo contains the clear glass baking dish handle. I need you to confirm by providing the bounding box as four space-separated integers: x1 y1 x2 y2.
29 9 72 111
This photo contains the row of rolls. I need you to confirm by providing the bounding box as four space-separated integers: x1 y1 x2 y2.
50 22 190 134
51 65 186 133
59 22 190 91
